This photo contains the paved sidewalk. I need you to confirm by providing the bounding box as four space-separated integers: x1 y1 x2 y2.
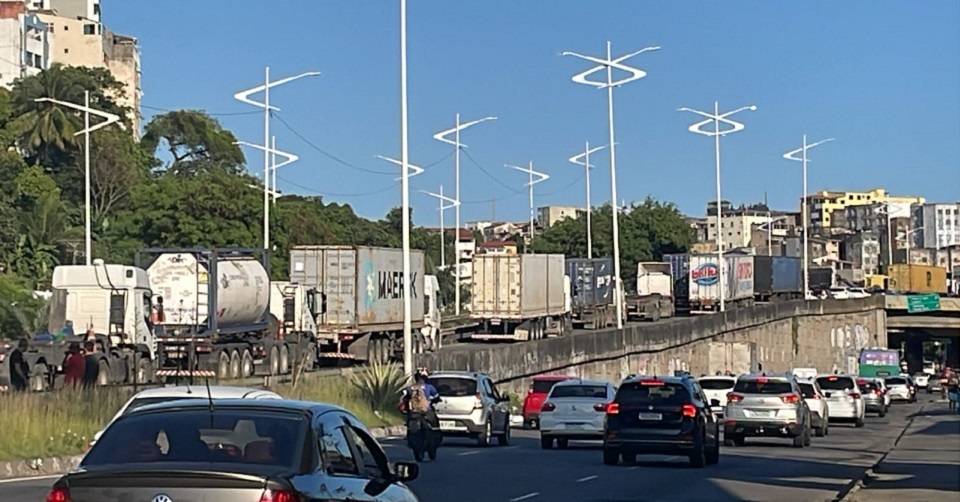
851 403 960 501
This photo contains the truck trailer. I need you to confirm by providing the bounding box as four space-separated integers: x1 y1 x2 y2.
626 262 674 321
667 253 755 312
566 257 615 329
753 256 802 302
469 253 570 341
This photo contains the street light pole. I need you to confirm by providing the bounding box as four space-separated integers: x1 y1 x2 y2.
563 41 660 329
569 142 607 259
784 136 834 298
34 94 124 266
506 162 550 248
422 186 460 270
433 115 496 316
399 0 413 377
678 102 757 312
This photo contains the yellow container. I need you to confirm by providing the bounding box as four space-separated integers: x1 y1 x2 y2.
888 264 946 294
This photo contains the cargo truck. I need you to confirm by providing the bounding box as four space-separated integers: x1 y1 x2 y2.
753 256 802 302
468 254 571 341
24 260 157 391
567 258 615 329
809 266 835 296
626 262 674 321
288 245 437 363
667 254 755 312
887 264 947 295
141 248 313 380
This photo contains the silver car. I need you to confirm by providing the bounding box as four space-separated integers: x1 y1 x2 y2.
49 399 420 502
884 375 916 402
429 371 512 446
539 379 616 449
724 373 812 448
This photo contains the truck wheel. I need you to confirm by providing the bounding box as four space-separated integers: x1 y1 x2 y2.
280 345 290 374
97 359 110 386
242 350 254 377
217 351 231 380
269 347 281 375
30 363 48 392
230 350 242 379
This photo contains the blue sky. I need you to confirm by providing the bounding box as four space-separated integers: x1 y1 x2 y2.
107 1 960 224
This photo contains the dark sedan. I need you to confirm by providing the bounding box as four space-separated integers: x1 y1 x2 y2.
48 399 420 502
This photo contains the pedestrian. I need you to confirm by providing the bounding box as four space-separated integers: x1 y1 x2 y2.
8 339 30 392
82 341 100 388
63 342 85 387
947 370 959 413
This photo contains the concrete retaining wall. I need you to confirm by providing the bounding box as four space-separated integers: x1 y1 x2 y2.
420 298 886 395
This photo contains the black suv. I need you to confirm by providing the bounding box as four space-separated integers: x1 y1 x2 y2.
602 375 720 468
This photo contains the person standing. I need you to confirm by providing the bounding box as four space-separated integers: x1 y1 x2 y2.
8 339 30 392
63 342 85 388
82 341 100 388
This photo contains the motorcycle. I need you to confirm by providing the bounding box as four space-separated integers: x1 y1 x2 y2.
404 396 442 462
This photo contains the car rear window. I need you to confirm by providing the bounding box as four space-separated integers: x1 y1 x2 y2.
733 380 793 394
83 409 306 469
885 377 907 385
550 385 607 399
615 382 690 406
532 380 564 393
798 383 817 398
698 378 735 390
817 376 855 391
125 397 183 414
430 377 477 397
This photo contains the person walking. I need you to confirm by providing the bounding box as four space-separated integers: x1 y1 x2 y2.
82 341 100 388
8 339 30 392
63 342 85 388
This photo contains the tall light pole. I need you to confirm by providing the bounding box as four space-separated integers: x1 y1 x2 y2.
784 136 835 298
34 94 124 266
234 68 319 252
506 162 549 247
874 202 895 270
422 186 459 270
757 215 787 256
569 142 607 259
433 115 496 316
679 102 757 312
398 0 413 377
236 139 299 223
563 41 660 328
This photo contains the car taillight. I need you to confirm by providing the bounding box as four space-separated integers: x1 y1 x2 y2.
874 389 882 396
474 394 484 409
593 403 607 412
46 488 70 502
681 404 697 418
849 392 861 399
727 393 744 403
260 488 300 502
781 393 800 404
541 402 556 412
606 402 620 415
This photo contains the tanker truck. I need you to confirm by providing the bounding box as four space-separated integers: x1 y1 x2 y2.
140 248 315 380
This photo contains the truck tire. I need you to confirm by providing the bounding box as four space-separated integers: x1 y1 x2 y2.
269 347 281 375
217 351 231 380
230 350 242 379
280 345 290 374
242 350 254 377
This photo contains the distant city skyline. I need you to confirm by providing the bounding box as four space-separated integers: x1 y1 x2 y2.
108 1 960 223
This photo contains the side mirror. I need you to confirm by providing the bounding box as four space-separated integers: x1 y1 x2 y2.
393 461 419 483
709 399 721 408
824 392 832 398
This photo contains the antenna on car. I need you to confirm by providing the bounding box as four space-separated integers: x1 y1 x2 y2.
205 375 215 413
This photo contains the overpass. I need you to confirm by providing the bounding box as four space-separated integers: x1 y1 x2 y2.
884 295 960 331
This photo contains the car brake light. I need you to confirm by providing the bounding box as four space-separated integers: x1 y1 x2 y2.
260 489 300 502
639 380 664 386
606 402 620 415
874 389 882 396
727 393 744 403
541 402 556 412
827 376 838 381
474 394 484 410
781 393 800 404
849 392 861 399
46 488 70 502
681 404 697 418
593 403 607 412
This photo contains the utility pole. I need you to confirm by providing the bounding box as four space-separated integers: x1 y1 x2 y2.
506 162 550 248
569 142 607 259
784 136 835 298
235 139 299 247
399 0 413 377
433 114 496 316
679 102 757 312
34 94 125 265
422 186 459 270
563 41 660 329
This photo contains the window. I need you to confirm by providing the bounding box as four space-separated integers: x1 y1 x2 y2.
346 426 387 479
84 24 96 35
550 385 608 399
94 3 101 16
33 54 41 67
698 378 735 391
429 377 477 397
64 25 68 31
319 425 358 475
733 380 793 394
616 382 691 406
64 48 69 54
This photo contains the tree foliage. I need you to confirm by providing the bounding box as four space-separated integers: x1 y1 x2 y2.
140 110 245 175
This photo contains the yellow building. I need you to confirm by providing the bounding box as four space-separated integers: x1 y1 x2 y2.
804 188 923 234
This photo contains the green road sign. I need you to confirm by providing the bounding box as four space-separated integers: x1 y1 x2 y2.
906 294 940 313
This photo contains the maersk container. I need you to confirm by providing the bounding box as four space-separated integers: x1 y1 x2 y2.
147 252 270 328
754 256 802 299
289 246 425 331
566 258 614 309
471 254 566 319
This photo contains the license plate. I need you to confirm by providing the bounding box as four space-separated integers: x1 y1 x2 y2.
638 412 661 420
439 420 460 429
747 410 774 418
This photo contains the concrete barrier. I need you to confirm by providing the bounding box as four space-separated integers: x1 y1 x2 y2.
420 297 886 395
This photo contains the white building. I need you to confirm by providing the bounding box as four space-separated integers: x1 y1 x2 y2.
537 206 581 229
706 213 772 250
916 203 960 249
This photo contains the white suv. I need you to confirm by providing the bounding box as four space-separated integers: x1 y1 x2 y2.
797 379 830 437
815 375 865 427
697 376 736 418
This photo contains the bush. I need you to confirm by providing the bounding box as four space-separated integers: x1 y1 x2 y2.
349 361 408 415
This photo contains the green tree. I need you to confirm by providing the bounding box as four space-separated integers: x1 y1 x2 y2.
89 128 151 230
140 110 245 176
0 274 46 339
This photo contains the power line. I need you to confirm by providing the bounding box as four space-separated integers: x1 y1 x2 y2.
461 149 523 194
141 104 261 117
275 173 399 198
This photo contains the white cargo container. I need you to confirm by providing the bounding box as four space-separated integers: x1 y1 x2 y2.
688 254 755 311
626 262 674 321
469 254 570 341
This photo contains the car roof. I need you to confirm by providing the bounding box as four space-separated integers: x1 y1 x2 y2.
817 374 856 380
698 375 736 381
551 378 610 387
430 371 486 380
621 375 690 385
129 385 281 400
737 373 794 382
129 398 346 416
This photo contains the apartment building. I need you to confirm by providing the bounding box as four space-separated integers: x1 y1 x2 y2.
804 188 923 235
914 203 960 249
537 205 582 229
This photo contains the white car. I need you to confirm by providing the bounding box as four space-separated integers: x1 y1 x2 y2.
539 379 616 449
697 376 736 418
797 379 830 437
913 373 930 390
884 376 915 402
815 375 865 427
93 385 282 444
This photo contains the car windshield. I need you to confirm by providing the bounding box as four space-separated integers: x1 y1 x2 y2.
83 409 306 469
817 376 855 391
733 380 793 394
550 385 607 399
616 382 690 406
532 380 564 393
698 379 735 390
885 377 907 386
430 377 477 397
798 383 817 398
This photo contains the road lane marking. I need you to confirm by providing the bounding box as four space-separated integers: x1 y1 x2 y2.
0 474 61 484
509 492 540 501
457 450 481 456
576 475 598 483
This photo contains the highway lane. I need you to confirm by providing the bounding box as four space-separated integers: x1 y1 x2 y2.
0 396 945 502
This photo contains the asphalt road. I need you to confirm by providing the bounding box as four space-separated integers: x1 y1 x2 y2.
1 396 953 502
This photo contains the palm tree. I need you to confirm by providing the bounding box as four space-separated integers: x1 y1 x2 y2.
11 65 84 164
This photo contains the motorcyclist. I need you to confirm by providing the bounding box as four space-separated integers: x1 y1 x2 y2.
400 368 441 461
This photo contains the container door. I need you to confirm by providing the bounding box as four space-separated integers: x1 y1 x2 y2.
504 256 522 315
323 248 356 326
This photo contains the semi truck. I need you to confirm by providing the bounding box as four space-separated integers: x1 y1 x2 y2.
566 257 615 329
288 245 438 363
665 253 755 312
753 256 802 302
626 262 674 321
468 253 571 341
